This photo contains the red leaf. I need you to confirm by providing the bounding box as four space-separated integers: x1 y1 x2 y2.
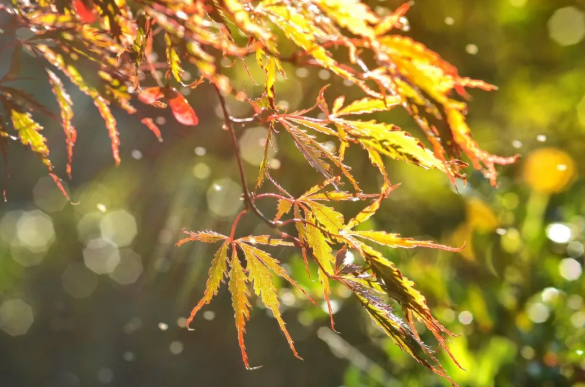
73 0 97 24
138 87 164 105
167 90 198 126
138 87 197 125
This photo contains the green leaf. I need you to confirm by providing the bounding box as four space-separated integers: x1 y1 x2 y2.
256 125 273 189
265 56 278 106
350 230 459 251
280 119 336 181
336 119 449 174
237 235 293 246
315 0 378 38
228 247 252 369
11 110 48 157
185 240 230 327
274 199 292 222
165 33 183 82
335 96 401 116
176 230 228 246
238 242 303 360
304 201 344 235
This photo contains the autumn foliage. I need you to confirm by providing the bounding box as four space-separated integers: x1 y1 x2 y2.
0 0 519 384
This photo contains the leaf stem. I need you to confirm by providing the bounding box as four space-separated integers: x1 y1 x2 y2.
230 210 247 241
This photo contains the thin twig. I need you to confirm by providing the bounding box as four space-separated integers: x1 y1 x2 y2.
212 83 277 227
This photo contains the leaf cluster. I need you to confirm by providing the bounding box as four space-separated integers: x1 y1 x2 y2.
0 1 519 384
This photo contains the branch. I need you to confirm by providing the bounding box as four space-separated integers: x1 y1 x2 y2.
212 83 277 227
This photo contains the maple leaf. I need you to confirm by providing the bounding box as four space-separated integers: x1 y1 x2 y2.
237 241 303 360
1 1 520 383
228 247 252 368
138 87 199 126
183 238 230 327
46 70 76 178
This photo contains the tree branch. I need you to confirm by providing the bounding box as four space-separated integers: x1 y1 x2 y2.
212 83 277 227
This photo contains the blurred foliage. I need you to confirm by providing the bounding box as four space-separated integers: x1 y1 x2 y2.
1 0 585 387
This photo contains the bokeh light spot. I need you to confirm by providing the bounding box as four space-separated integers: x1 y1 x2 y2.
206 178 243 218
318 69 331 80
268 159 281 170
0 299 34 336
33 177 68 212
546 223 572 243
279 289 296 307
131 150 142 160
170 341 184 355
16 210 55 252
521 346 535 360
323 141 336 153
239 127 277 166
97 367 113 383
295 68 309 78
559 258 582 281
458 311 473 325
465 44 478 55
321 300 340 315
108 249 143 285
0 210 24 244
100 210 137 247
442 309 456 322
203 311 215 321
124 317 142 334
501 228 522 253
10 245 47 267
541 287 560 304
548 7 585 46
62 263 99 298
527 303 549 323
7 210 55 267
77 212 103 243
193 162 211 179
571 312 585 328
83 238 121 274
523 148 576 194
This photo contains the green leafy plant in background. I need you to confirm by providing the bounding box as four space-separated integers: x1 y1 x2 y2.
0 0 520 384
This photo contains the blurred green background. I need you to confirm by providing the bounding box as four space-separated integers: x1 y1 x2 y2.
1 0 585 386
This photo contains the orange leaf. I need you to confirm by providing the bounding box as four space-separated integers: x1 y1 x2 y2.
141 118 163 142
93 97 120 165
46 70 76 178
